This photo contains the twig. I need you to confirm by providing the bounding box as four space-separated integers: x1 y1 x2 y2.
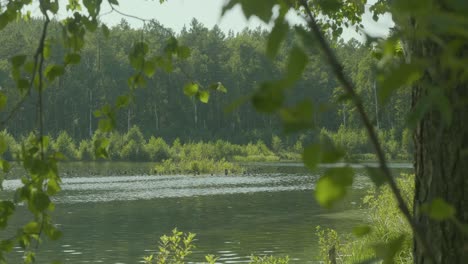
0 7 50 130
37 16 49 160
108 3 151 23
33 5 50 252
297 0 436 263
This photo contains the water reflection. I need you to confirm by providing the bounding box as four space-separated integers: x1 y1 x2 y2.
2 162 412 264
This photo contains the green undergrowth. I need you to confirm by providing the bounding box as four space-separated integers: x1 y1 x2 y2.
0 128 291 163
0 125 411 166
316 174 414 263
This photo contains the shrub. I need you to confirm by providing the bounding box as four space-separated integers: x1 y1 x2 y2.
143 228 201 264
52 131 77 160
125 125 145 145
316 174 414 264
271 135 283 153
108 132 125 160
77 140 93 161
120 139 148 161
145 136 171 161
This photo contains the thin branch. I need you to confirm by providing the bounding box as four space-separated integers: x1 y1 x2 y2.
108 3 151 23
32 7 50 252
297 0 437 263
0 14 50 130
37 15 49 161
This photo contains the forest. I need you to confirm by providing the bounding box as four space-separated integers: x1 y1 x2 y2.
0 18 410 157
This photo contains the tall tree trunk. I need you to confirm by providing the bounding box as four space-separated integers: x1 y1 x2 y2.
411 39 468 264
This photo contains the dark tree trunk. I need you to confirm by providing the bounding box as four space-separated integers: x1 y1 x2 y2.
411 38 468 264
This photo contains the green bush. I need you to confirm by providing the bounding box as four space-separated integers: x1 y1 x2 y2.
52 131 77 160
145 136 171 161
120 139 148 161
77 140 93 161
271 135 283 153
125 125 146 145
108 132 125 160
143 228 204 264
316 174 414 264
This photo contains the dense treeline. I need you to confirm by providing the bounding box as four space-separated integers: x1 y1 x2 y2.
0 18 410 156
0 124 410 165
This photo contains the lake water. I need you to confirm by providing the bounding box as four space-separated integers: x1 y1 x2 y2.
1 162 412 264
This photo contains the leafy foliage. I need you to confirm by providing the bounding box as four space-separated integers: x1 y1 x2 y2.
316 174 414 264
143 228 288 264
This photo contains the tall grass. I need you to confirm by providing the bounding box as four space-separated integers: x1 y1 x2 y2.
316 174 414 263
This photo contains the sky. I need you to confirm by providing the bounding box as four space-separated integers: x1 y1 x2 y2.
25 0 393 41
95 0 394 41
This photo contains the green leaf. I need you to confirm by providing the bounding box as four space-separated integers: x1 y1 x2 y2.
315 167 354 208
197 90 210 103
176 46 191 59
64 53 81 65
378 62 422 104
10 55 27 68
67 0 83 11
45 65 65 82
0 13 11 30
102 24 110 38
24 61 35 74
32 192 51 212
129 42 149 70
320 135 345 163
252 82 284 113
280 100 314 133
267 18 288 58
108 0 119 5
421 198 456 221
353 225 372 237
372 235 406 264
98 118 113 132
115 95 131 108
0 160 11 173
184 82 199 96
209 82 227 93
94 138 110 159
164 36 178 54
47 178 61 195
365 167 387 187
143 61 156 77
302 144 321 170
317 0 342 13
284 46 308 86
47 227 62 241
16 78 29 93
222 0 276 22
23 221 40 234
0 201 15 229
